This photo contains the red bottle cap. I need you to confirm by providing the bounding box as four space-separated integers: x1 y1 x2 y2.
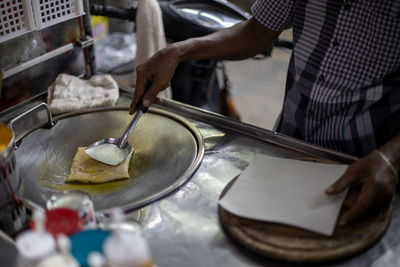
31 208 83 236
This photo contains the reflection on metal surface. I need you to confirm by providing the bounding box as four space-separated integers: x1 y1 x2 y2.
199 123 226 151
15 107 204 213
132 108 400 267
143 210 162 230
98 214 142 233
174 3 245 30
4 97 400 266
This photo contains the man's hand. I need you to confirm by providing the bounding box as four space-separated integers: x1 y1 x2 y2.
325 150 398 226
129 18 280 114
129 45 181 114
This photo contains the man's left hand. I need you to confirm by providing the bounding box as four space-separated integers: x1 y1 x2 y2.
325 150 398 226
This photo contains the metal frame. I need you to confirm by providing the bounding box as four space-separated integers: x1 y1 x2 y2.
156 97 358 163
2 0 95 80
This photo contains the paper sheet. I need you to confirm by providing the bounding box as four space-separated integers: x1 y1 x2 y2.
219 154 349 236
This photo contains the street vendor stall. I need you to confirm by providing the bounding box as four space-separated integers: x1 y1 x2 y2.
1 1 399 266
1 94 400 267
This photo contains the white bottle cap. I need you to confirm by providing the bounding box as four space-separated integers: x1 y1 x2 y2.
103 208 151 266
16 209 56 261
37 234 79 267
88 251 106 267
37 253 80 267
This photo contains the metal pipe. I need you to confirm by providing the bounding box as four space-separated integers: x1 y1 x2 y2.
81 0 97 77
156 97 358 164
91 4 136 21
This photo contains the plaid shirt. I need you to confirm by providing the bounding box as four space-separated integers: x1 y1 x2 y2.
252 0 400 157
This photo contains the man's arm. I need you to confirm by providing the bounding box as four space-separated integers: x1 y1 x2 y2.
129 17 281 114
326 136 399 225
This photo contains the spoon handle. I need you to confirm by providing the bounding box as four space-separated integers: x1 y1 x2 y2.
119 103 148 148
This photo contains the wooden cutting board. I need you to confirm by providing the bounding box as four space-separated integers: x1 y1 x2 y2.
218 158 392 263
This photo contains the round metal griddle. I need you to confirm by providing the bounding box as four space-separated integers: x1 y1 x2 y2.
15 107 204 213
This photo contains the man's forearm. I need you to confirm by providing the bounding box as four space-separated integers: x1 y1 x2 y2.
171 17 281 62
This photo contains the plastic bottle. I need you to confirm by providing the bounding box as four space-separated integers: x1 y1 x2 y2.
37 234 79 267
15 209 56 267
103 208 153 267
31 208 83 236
69 228 110 266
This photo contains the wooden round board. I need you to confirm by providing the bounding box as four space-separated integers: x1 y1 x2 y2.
218 157 392 263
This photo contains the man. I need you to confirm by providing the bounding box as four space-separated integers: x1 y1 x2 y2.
130 0 399 225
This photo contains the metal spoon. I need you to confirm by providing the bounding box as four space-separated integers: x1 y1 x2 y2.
85 104 148 165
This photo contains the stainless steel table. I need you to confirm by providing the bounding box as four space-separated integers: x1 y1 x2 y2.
127 98 400 267
1 96 399 267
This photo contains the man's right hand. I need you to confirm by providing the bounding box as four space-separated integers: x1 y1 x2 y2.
129 45 181 114
129 18 280 114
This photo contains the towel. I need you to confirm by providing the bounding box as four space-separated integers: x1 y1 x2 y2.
47 73 119 114
135 0 171 99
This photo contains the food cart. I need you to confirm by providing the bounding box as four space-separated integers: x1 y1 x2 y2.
1 1 399 266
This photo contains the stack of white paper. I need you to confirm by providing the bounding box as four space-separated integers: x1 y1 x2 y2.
219 154 348 236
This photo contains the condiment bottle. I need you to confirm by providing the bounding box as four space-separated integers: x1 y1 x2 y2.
103 208 153 267
15 209 56 267
37 234 79 267
30 208 83 237
69 228 110 266
47 190 96 229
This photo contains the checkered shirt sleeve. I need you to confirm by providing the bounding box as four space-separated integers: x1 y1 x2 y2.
251 0 295 31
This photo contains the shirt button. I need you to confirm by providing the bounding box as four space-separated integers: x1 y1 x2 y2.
318 74 325 81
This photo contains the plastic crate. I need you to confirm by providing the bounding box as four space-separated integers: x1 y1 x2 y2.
0 0 36 43
32 0 84 29
0 0 84 44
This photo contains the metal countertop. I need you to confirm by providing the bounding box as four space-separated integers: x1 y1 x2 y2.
123 99 400 267
1 97 399 267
